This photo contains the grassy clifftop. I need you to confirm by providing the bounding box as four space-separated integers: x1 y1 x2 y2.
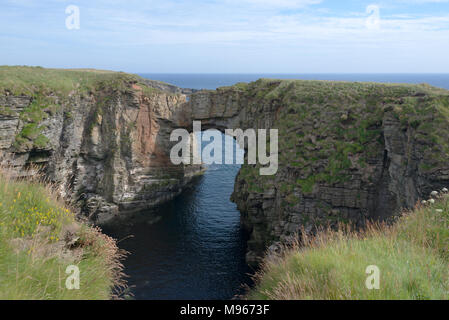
247 189 449 300
0 66 171 152
0 172 126 299
0 66 162 96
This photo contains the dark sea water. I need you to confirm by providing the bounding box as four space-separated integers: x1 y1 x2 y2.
103 74 449 300
102 134 249 300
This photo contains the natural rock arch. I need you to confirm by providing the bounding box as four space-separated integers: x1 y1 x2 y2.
169 80 449 264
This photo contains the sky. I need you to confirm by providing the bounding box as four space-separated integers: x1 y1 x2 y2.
1 0 449 73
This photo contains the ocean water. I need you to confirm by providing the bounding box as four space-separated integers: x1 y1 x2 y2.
102 134 250 300
103 74 449 300
140 73 449 90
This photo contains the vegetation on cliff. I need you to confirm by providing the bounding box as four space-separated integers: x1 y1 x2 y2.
238 78 449 201
0 171 126 299
0 66 162 97
248 189 449 300
229 78 449 261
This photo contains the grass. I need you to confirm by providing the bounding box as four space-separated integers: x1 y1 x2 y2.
0 66 159 97
247 190 449 300
0 170 126 299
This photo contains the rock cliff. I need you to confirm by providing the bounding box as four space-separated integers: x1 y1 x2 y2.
179 79 449 263
0 67 202 224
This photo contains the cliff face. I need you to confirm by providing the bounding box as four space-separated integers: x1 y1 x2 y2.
180 80 449 263
0 67 202 224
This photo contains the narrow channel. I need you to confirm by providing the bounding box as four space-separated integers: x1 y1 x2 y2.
102 132 252 300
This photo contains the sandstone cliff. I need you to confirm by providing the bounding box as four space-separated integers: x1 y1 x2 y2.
0 67 202 224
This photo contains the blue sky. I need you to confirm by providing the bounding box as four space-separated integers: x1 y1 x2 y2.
1 0 449 73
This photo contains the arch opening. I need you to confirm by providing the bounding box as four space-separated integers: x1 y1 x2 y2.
102 130 253 299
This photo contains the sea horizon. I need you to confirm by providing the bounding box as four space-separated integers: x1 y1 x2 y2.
139 73 449 90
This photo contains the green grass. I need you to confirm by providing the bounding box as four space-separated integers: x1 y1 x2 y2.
0 66 161 97
0 172 126 300
248 191 449 300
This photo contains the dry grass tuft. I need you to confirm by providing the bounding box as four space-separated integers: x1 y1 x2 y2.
248 193 449 300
